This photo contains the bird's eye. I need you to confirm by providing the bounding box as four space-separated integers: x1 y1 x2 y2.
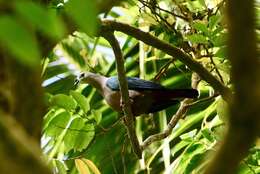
79 73 85 78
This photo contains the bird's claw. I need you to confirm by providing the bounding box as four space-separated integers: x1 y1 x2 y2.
120 99 125 111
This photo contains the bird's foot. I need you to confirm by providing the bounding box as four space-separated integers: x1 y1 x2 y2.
120 98 125 111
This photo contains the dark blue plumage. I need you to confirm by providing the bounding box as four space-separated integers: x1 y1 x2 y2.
106 76 165 91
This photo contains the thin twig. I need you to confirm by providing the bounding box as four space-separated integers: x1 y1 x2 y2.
153 58 175 81
96 117 123 132
187 93 219 107
138 0 189 21
205 48 224 83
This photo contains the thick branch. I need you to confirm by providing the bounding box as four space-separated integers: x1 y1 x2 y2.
100 20 232 102
205 0 260 173
101 31 142 158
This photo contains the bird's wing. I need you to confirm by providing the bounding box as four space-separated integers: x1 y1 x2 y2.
106 76 165 91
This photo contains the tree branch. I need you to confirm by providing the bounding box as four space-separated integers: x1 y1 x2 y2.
100 20 232 102
205 0 260 173
100 30 142 158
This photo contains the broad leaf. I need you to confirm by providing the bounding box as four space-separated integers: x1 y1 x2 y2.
91 110 102 124
45 111 71 137
51 94 77 110
186 34 208 44
70 90 89 113
64 117 95 152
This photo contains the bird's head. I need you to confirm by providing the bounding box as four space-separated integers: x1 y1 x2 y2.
74 72 85 86
74 72 98 86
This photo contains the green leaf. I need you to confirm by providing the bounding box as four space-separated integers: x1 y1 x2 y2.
184 152 207 173
216 60 231 74
180 129 197 140
201 128 215 142
66 0 98 36
173 143 207 174
75 158 91 174
45 111 71 137
70 91 89 113
43 64 69 80
77 158 101 174
186 34 208 44
54 160 68 174
193 22 208 34
51 94 77 110
211 33 227 46
215 46 227 59
171 140 190 157
15 1 66 40
209 15 221 30
0 16 40 67
91 110 102 124
43 109 56 131
198 0 207 8
44 75 75 94
64 117 95 152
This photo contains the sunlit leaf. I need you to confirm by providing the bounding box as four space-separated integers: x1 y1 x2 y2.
81 158 101 174
211 33 227 46
54 160 68 174
0 16 40 67
51 94 77 110
193 22 208 34
70 90 89 113
201 128 215 142
186 34 208 44
45 111 71 137
75 159 91 174
173 143 207 174
215 46 227 59
198 0 207 8
91 109 102 124
64 117 95 152
209 15 221 30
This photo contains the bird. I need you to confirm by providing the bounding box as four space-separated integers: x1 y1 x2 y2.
75 72 199 117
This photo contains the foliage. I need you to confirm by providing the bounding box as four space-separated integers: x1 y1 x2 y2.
40 0 259 173
0 0 259 174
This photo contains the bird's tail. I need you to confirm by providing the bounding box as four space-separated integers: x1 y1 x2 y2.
155 89 199 99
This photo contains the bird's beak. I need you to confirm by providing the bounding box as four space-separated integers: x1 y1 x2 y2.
74 72 85 87
74 78 80 86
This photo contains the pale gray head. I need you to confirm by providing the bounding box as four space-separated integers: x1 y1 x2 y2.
74 72 102 86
